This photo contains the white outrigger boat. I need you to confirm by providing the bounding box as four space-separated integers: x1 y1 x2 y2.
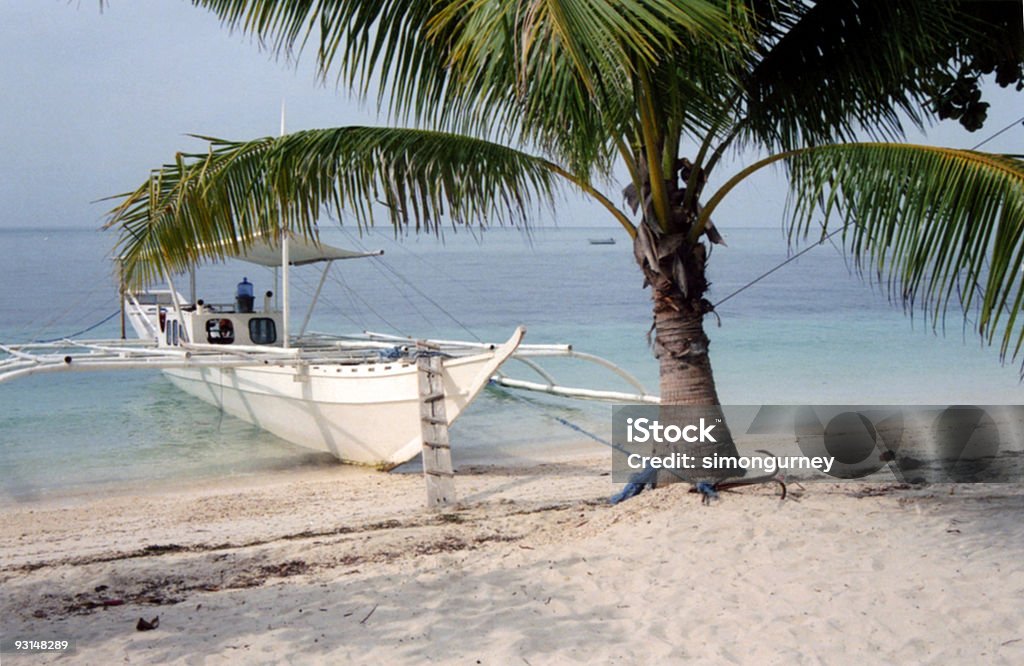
0 234 658 468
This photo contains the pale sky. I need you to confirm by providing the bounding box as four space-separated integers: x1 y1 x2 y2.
0 1 1021 232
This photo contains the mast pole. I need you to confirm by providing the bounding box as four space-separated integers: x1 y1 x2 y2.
282 229 290 348
279 100 290 348
117 258 126 340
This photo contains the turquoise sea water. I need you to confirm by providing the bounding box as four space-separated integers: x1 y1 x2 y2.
1 225 1022 499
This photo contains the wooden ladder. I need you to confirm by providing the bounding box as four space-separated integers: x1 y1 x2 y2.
417 342 455 508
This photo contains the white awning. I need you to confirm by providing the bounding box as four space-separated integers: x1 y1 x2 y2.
120 234 382 276
231 236 383 267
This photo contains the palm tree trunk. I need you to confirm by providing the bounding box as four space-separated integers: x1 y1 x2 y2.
654 294 721 404
646 258 743 486
629 160 742 485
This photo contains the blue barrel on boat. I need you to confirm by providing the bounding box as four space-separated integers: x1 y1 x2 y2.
236 277 255 313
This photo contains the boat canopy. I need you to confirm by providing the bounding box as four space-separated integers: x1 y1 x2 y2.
120 235 382 270
230 236 382 267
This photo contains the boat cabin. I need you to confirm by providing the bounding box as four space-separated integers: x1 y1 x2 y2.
125 289 284 349
122 236 382 350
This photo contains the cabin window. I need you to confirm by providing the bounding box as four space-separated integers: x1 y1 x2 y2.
248 318 277 345
205 318 235 344
166 320 180 346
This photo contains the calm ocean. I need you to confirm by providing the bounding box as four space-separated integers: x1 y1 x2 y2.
2 225 1021 499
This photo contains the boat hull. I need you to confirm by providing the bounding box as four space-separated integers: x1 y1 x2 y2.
163 331 523 466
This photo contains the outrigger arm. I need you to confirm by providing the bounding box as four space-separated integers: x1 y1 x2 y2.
362 330 661 405
3 332 663 406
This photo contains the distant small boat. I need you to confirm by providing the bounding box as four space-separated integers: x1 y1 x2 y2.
588 238 616 245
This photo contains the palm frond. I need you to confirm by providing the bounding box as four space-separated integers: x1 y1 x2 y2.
701 144 1024 363
106 127 567 288
737 0 957 151
192 1 746 142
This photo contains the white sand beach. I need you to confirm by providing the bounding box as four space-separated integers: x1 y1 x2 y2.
2 450 1023 664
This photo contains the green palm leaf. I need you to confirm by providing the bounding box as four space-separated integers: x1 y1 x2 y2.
737 1 954 150
700 144 1024 362
106 127 569 288
192 1 744 121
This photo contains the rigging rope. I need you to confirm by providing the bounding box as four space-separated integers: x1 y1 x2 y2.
487 380 608 443
14 280 115 344
283 267 369 332
31 309 121 343
363 255 437 327
490 382 697 504
327 270 409 336
712 227 845 308
342 229 484 342
968 113 1024 151
372 256 483 342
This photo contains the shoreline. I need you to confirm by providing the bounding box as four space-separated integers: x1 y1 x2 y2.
2 455 1023 663
0 435 610 506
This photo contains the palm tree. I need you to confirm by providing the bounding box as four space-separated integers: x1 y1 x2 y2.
108 1 1024 474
